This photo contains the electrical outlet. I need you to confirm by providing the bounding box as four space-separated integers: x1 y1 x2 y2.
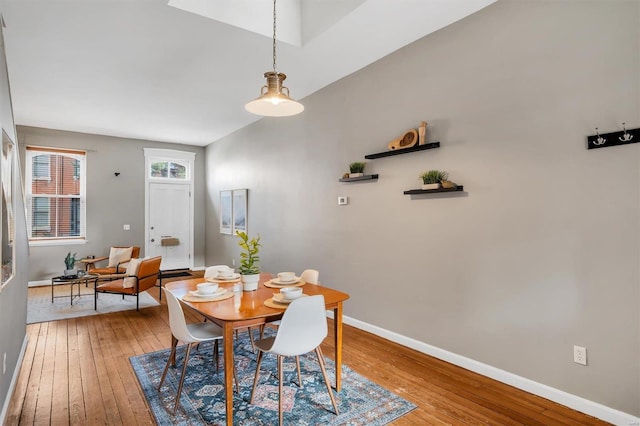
573 345 587 365
123 224 130 231
231 259 235 266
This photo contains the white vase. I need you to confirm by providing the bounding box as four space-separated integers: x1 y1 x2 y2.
349 173 364 178
64 269 76 277
422 183 441 190
241 273 260 291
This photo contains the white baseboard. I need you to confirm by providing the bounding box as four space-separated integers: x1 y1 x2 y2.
331 312 639 425
28 280 49 288
0 335 28 425
191 265 205 271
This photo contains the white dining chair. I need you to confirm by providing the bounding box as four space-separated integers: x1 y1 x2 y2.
250 295 339 426
158 288 238 413
261 269 320 335
300 269 319 284
204 265 230 279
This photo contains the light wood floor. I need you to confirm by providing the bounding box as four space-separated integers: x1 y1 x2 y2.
6 285 608 425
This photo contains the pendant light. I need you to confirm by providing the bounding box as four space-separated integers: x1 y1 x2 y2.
245 0 304 117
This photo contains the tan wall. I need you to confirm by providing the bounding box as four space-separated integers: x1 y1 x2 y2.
204 0 640 416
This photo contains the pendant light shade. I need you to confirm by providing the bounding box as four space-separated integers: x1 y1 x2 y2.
245 0 303 117
245 72 304 116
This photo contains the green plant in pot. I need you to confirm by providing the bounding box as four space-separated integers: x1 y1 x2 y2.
419 170 448 190
349 162 366 178
64 252 77 276
236 230 261 291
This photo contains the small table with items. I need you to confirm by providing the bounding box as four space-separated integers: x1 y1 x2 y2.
51 273 99 305
79 256 108 271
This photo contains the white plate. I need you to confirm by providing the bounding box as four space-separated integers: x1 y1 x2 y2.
272 293 306 304
206 273 240 282
190 288 227 298
271 276 301 285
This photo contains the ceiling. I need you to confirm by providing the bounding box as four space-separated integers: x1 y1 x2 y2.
1 0 495 147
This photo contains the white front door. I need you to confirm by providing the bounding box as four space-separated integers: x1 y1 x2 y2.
148 182 190 270
144 148 196 272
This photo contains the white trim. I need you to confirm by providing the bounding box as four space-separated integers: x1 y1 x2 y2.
28 239 88 247
28 279 50 287
0 335 28 425
329 312 640 425
143 148 195 270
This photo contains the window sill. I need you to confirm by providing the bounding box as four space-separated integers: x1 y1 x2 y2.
29 239 88 247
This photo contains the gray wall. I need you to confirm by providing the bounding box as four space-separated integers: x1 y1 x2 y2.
17 126 207 281
205 0 640 417
0 18 29 420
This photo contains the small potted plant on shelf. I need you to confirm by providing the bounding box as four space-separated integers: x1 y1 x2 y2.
349 162 366 178
420 170 448 190
236 230 261 291
64 252 77 276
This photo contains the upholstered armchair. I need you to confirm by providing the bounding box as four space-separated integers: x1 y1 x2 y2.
81 246 141 275
94 256 161 311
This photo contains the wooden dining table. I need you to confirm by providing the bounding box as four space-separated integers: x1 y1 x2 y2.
163 272 350 426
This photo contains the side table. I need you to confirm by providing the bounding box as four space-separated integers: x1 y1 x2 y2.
79 256 108 271
51 274 99 305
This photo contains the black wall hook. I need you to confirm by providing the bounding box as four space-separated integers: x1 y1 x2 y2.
587 124 639 150
114 172 120 176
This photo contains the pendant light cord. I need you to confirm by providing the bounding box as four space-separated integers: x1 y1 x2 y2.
272 0 277 74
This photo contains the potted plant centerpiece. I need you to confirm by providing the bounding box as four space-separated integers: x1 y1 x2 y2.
64 252 77 276
236 230 261 291
420 170 448 190
349 162 366 178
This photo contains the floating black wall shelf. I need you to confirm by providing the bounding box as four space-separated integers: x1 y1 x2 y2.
587 127 639 150
404 186 464 195
365 142 440 159
338 174 379 183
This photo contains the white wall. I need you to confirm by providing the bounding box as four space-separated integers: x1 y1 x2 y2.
205 0 640 417
0 15 29 421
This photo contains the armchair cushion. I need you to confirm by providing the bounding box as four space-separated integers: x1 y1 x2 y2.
107 246 133 267
123 258 142 288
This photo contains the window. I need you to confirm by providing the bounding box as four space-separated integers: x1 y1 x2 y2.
25 146 86 243
150 160 188 180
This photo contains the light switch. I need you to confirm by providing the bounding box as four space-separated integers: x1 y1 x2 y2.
338 196 349 205
123 224 131 231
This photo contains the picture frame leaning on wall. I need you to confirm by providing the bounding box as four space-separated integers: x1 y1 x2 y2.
232 189 247 234
220 190 232 235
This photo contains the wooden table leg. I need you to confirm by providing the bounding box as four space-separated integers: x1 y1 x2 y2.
333 302 343 391
223 322 235 426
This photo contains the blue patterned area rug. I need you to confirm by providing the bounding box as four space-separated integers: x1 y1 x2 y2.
130 331 416 425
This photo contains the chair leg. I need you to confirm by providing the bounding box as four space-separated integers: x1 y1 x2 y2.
233 363 239 394
315 347 339 415
158 340 178 391
278 355 284 426
214 340 219 374
174 343 193 414
249 350 264 404
295 356 303 389
247 327 256 351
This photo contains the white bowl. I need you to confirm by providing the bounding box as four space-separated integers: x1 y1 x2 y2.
277 272 296 282
197 282 219 295
217 268 234 278
280 287 303 300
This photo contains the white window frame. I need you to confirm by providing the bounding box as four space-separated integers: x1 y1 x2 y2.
25 146 87 246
